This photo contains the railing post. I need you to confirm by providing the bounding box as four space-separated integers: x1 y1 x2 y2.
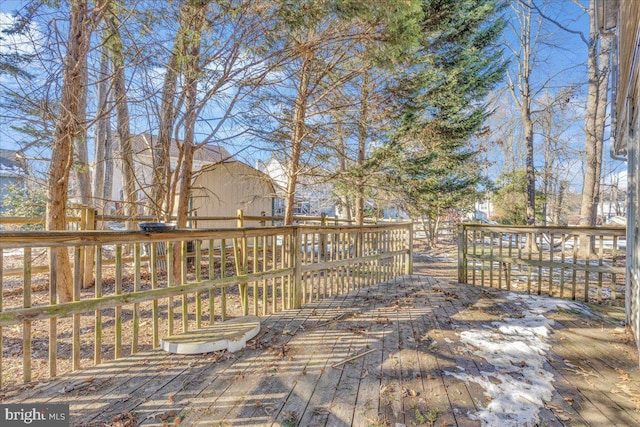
406 222 413 275
83 206 96 289
320 213 327 260
292 227 303 309
457 224 467 283
236 209 248 315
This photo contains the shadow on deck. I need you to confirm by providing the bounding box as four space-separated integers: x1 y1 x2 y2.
2 272 639 427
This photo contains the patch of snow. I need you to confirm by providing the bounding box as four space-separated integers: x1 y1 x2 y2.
446 294 591 426
1 248 26 256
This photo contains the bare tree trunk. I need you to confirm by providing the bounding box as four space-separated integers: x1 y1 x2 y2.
554 180 567 225
74 53 92 206
505 0 538 252
523 110 535 225
355 68 369 226
521 31 538 252
579 1 611 256
173 2 206 282
103 120 114 209
151 44 181 220
175 51 202 228
284 52 312 226
47 0 92 303
93 43 109 218
107 13 137 230
336 116 353 222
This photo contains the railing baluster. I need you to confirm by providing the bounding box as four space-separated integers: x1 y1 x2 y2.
166 241 174 338
132 244 140 354
73 246 81 371
49 249 57 378
115 244 122 359
262 235 268 315
182 240 189 332
597 235 604 303
23 247 32 382
498 232 503 289
549 233 555 296
196 239 202 329
560 233 566 298
152 242 160 348
302 232 308 304
209 239 215 324
221 239 227 321
280 234 286 311
253 236 258 316
527 234 532 294
612 235 618 301
506 230 512 291
572 234 578 300
94 247 102 364
270 236 276 314
584 237 591 302
538 232 543 295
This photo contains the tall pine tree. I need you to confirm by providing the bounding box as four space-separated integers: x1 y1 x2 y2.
374 0 506 238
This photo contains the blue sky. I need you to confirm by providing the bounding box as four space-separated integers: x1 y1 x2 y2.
484 0 627 191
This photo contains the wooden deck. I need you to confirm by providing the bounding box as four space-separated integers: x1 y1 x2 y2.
2 271 639 427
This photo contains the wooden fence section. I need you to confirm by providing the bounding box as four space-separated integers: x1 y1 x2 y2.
0 223 411 388
457 224 627 303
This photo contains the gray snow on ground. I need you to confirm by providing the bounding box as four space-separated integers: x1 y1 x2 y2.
447 293 590 426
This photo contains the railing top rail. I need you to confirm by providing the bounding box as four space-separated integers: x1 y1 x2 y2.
0 226 293 248
0 223 412 249
460 223 626 235
300 223 412 233
0 214 405 225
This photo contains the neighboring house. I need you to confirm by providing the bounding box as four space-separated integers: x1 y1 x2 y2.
190 161 275 228
0 149 28 209
597 0 640 362
256 157 337 218
110 134 231 213
474 196 494 221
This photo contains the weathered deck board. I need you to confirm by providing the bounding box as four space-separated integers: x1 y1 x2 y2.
293 300 371 426
426 284 485 426
225 295 356 425
546 315 640 426
177 308 321 425
408 282 458 427
1 273 639 427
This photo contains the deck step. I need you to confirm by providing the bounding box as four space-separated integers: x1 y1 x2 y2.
161 316 260 354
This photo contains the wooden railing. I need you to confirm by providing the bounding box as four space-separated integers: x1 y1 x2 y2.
457 224 626 303
0 210 381 230
0 223 412 388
